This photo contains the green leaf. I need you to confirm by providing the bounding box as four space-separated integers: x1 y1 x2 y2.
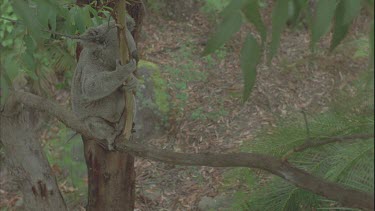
12 0 44 41
311 0 337 49
331 0 363 50
36 2 51 29
370 21 374 68
3 53 20 80
342 0 363 25
82 5 94 28
241 33 261 102
242 0 267 45
268 0 290 62
203 13 243 55
221 0 246 19
22 52 36 72
73 7 86 33
330 0 349 50
287 0 309 28
49 9 57 31
24 35 37 52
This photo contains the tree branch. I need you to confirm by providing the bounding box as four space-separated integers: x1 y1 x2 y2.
6 91 374 211
282 134 374 161
11 91 94 140
113 1 136 144
122 143 373 211
296 134 374 151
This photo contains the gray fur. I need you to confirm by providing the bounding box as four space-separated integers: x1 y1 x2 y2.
72 19 137 150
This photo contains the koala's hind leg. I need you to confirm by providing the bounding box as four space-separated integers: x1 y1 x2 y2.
84 117 118 150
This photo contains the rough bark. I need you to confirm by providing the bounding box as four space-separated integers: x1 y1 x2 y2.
0 97 67 211
83 137 135 211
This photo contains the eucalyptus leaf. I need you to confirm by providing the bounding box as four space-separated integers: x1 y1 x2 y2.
36 2 51 29
330 0 350 50
287 0 309 28
331 0 363 50
24 35 37 52
242 0 267 44
22 52 36 73
342 0 363 25
311 0 337 49
49 10 57 31
12 0 45 41
73 7 86 33
221 0 246 19
203 12 243 55
241 33 261 102
268 0 290 62
82 6 94 28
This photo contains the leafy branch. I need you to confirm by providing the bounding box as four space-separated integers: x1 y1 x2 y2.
203 0 374 101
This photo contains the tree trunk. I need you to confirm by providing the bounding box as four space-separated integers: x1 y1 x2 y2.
0 101 67 211
83 138 135 211
74 2 142 210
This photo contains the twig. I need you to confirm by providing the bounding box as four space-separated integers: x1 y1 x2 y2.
44 24 116 41
301 109 311 139
0 16 18 23
282 134 374 161
297 134 373 152
0 14 115 42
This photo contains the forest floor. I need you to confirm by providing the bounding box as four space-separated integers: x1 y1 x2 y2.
0 2 372 211
131 7 371 211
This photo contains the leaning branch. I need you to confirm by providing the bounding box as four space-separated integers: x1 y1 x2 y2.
6 91 374 211
122 143 373 211
113 0 136 144
282 134 374 161
296 134 374 152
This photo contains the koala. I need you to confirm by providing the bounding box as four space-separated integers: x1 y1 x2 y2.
71 18 137 150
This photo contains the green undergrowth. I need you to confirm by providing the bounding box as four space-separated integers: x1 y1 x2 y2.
138 43 232 126
158 43 231 123
224 70 374 210
137 60 170 125
44 126 87 208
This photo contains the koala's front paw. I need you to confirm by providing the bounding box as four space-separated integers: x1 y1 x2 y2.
116 59 137 76
121 75 138 92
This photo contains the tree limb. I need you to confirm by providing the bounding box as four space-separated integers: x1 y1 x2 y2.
122 143 374 211
113 0 136 144
6 91 374 211
282 134 374 161
296 134 374 151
